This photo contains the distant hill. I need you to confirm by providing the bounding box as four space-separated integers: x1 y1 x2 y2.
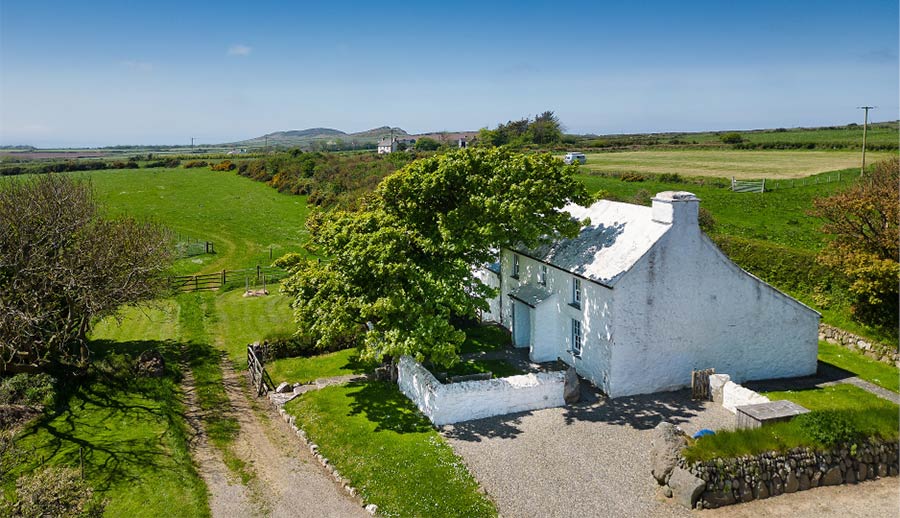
227 126 410 149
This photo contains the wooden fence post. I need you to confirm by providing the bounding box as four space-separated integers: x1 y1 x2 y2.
256 265 261 282
222 269 226 287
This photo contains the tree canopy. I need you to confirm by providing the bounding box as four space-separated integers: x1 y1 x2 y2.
0 175 173 370
811 157 898 329
477 111 563 148
278 148 589 366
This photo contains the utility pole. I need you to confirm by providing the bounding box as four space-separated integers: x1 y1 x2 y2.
265 135 268 154
857 106 875 176
191 137 195 152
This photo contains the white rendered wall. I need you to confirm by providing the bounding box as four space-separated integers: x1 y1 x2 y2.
721 381 770 414
486 249 615 393
397 356 566 425
475 268 501 323
609 212 820 397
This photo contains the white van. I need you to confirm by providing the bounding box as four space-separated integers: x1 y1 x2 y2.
564 152 586 165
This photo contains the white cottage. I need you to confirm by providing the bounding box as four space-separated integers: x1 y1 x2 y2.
479 191 820 398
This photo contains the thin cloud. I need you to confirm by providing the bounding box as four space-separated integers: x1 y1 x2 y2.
121 60 153 71
228 44 252 56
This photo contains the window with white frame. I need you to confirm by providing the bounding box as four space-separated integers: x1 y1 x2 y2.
571 319 583 356
538 264 548 285
572 278 582 306
512 254 520 278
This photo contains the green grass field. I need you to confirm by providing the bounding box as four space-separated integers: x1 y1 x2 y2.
818 341 899 393
267 348 370 385
213 287 296 368
9 306 209 517
69 167 311 274
576 150 894 179
682 122 899 148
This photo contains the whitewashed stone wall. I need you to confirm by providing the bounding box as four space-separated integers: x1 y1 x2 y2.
397 356 566 426
721 381 770 413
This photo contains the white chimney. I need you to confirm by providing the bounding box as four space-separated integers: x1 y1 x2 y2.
651 191 700 225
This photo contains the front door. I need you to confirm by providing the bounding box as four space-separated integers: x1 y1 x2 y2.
512 300 531 348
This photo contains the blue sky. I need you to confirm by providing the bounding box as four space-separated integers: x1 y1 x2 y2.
1 0 897 147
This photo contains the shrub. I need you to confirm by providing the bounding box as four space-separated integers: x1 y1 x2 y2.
591 189 623 203
0 466 106 517
698 207 716 232
631 189 652 205
796 411 861 447
210 160 236 171
720 132 743 144
658 173 682 183
620 172 646 182
262 332 349 360
183 160 208 169
0 373 56 407
144 158 180 168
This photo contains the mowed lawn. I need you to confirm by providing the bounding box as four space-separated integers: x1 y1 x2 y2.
577 150 894 179
72 167 311 273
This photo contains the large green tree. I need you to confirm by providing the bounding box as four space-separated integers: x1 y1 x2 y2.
278 148 589 366
811 157 899 330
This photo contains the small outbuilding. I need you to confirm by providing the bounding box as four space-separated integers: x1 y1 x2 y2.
478 191 820 397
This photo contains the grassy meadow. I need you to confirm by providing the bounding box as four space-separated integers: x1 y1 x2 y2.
576 149 894 179
70 167 312 274
680 122 899 148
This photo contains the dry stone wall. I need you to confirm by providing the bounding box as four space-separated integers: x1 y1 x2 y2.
819 324 899 366
677 440 899 509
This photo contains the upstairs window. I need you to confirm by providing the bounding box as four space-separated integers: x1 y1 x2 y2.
538 265 548 286
572 278 582 307
572 319 583 357
512 254 520 278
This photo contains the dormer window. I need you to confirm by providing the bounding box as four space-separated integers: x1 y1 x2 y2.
538 264 548 286
512 254 520 279
571 278 582 307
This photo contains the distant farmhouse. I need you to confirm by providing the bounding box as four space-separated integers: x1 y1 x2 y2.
377 137 416 154
478 192 820 397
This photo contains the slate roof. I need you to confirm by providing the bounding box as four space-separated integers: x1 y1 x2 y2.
508 284 553 307
518 199 671 287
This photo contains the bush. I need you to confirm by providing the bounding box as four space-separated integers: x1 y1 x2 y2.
183 160 208 169
210 160 235 171
620 172 646 182
658 173 682 183
698 207 716 232
0 466 106 517
631 189 652 205
720 132 743 144
144 158 180 168
0 373 56 407
262 332 349 360
796 411 861 447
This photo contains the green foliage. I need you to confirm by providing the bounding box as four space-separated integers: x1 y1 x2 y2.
183 160 208 168
620 172 646 182
144 158 180 168
441 358 524 379
1 466 106 517
284 381 496 518
812 158 898 329
236 151 414 208
720 132 743 144
795 411 861 447
279 148 589 367
697 207 716 233
0 373 56 407
477 111 563 148
414 137 442 151
457 324 510 355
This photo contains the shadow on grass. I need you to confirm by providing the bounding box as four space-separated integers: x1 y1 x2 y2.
345 380 432 434
11 338 194 492
744 360 856 393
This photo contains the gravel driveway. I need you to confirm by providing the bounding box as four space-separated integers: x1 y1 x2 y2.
443 387 729 518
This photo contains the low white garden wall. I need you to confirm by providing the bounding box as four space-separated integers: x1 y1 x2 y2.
397 356 566 425
710 373 770 414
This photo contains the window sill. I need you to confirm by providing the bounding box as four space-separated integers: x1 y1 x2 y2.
510 274 520 280
568 302 581 310
566 349 582 359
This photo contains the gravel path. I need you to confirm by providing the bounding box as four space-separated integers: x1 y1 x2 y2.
442 386 898 518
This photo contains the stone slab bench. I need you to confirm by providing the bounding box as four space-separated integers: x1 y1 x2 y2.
735 399 809 429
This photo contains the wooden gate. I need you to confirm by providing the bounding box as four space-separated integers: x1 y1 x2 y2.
248 344 275 397
691 368 715 400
